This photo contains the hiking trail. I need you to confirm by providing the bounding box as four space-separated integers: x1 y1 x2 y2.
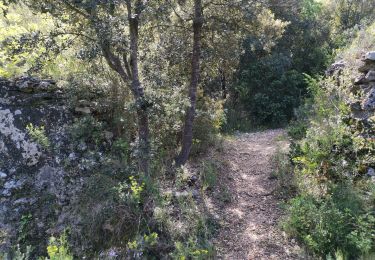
208 129 303 259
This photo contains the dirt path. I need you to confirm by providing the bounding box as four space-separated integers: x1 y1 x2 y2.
209 129 302 259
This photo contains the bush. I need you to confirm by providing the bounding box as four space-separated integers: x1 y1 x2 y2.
283 184 375 259
191 91 225 156
270 146 297 199
201 161 218 190
68 172 145 258
46 233 73 260
229 62 308 128
0 245 31 260
26 123 50 149
284 28 375 259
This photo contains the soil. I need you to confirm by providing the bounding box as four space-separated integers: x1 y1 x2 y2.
208 129 303 259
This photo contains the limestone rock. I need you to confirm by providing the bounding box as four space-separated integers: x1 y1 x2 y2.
354 74 367 85
364 51 375 62
365 71 375 82
2 179 24 196
362 87 375 111
75 107 91 114
13 77 57 93
0 108 42 166
358 61 375 73
0 77 72 253
326 60 346 76
35 166 65 194
74 99 110 116
367 168 375 177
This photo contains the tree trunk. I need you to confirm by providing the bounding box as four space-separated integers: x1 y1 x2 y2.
176 0 203 166
220 68 227 99
128 2 150 175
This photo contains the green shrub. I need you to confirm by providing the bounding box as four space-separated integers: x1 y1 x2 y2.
201 161 218 190
127 232 159 258
191 92 225 156
0 245 32 260
172 239 214 260
284 27 375 259
270 146 297 198
68 173 144 258
46 233 73 260
283 184 375 259
26 123 50 149
69 116 105 147
287 120 308 140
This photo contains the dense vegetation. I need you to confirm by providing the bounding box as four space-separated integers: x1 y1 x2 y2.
282 23 375 259
0 0 374 259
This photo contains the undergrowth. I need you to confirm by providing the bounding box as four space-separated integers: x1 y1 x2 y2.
283 49 375 259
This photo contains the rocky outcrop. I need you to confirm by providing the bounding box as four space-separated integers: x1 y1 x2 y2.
0 77 73 253
326 60 346 76
0 76 118 256
328 52 375 180
350 51 375 122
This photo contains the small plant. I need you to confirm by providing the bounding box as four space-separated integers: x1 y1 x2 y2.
112 138 131 162
129 176 145 203
201 161 217 190
0 245 32 260
69 116 105 147
175 166 191 189
18 213 32 245
287 120 308 140
216 186 231 204
116 176 145 204
26 123 50 149
171 239 214 260
127 232 159 258
46 233 73 260
270 146 296 198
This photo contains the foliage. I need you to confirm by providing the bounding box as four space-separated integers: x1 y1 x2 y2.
26 123 50 149
200 161 218 190
270 145 297 199
69 117 105 147
226 0 375 130
284 21 375 259
283 185 375 258
0 3 54 77
0 245 32 260
45 233 73 260
225 0 333 130
2 0 375 259
17 213 32 246
68 172 143 257
122 176 145 204
191 92 226 156
127 232 159 259
172 239 214 260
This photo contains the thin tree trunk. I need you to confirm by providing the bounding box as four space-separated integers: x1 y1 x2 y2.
220 68 227 99
127 0 150 175
176 0 203 166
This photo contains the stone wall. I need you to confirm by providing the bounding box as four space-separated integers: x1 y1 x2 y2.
352 52 375 121
0 75 118 256
327 51 375 178
0 77 75 254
